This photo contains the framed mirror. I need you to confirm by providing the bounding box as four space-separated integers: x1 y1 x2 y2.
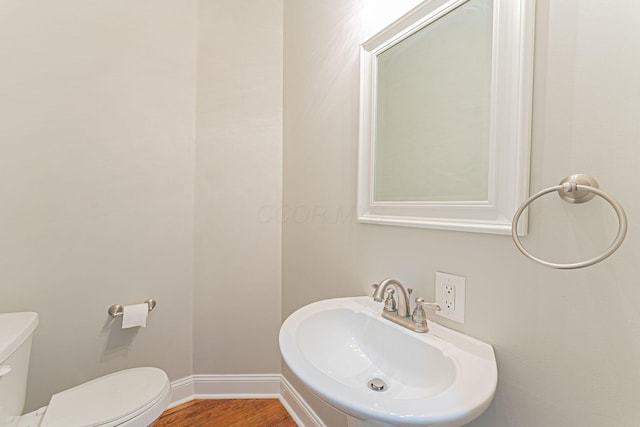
358 0 534 235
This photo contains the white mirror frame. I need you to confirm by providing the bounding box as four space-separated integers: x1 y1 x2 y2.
358 0 534 235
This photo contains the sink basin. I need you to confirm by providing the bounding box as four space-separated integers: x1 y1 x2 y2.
279 297 497 427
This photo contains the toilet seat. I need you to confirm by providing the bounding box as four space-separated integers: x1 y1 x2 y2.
40 367 171 427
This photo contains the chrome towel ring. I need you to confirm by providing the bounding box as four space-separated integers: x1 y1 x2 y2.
512 174 627 269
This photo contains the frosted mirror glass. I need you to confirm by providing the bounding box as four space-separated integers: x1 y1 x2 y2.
358 0 534 234
374 0 491 202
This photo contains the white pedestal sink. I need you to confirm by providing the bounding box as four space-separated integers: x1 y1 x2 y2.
279 297 497 427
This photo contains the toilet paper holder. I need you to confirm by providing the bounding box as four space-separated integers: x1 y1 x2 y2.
108 299 157 318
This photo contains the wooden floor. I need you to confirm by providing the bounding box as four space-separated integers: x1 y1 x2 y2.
155 399 298 427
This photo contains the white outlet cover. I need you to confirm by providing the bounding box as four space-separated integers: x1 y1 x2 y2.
435 271 465 323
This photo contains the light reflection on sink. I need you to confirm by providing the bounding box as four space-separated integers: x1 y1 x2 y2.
279 297 497 427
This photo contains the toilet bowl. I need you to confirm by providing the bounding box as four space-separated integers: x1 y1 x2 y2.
16 367 172 427
0 312 172 427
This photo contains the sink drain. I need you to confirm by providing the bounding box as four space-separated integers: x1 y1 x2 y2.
368 378 387 392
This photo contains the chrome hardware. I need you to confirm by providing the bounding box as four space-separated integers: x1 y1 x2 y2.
512 174 627 269
411 304 427 325
415 298 441 312
372 279 411 317
558 174 599 203
383 289 397 312
411 298 441 333
368 378 387 392
371 279 435 333
108 299 157 318
370 284 379 297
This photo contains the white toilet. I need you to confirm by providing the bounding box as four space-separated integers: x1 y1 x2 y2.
0 312 172 427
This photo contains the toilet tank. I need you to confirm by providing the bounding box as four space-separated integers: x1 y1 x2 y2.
0 312 39 422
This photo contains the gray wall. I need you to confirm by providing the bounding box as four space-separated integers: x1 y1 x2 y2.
282 0 640 425
193 0 283 375
0 0 197 410
1 0 285 411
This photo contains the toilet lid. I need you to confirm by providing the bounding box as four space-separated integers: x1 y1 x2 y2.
41 367 170 427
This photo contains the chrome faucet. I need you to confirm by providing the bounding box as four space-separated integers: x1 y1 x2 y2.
371 278 441 333
372 278 412 317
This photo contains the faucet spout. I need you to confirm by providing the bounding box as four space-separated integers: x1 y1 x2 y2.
372 278 411 317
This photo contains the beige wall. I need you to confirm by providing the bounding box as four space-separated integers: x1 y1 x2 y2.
0 0 197 411
282 0 640 426
193 0 283 375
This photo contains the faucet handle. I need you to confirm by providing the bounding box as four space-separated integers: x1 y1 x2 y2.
370 284 379 297
411 298 441 331
415 297 441 312
411 304 427 324
383 289 397 312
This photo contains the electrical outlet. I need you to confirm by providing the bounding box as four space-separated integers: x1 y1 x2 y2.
443 284 455 312
435 271 465 323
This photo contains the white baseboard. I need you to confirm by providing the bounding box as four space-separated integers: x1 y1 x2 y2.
169 376 195 408
279 375 326 427
191 374 281 399
168 374 324 427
